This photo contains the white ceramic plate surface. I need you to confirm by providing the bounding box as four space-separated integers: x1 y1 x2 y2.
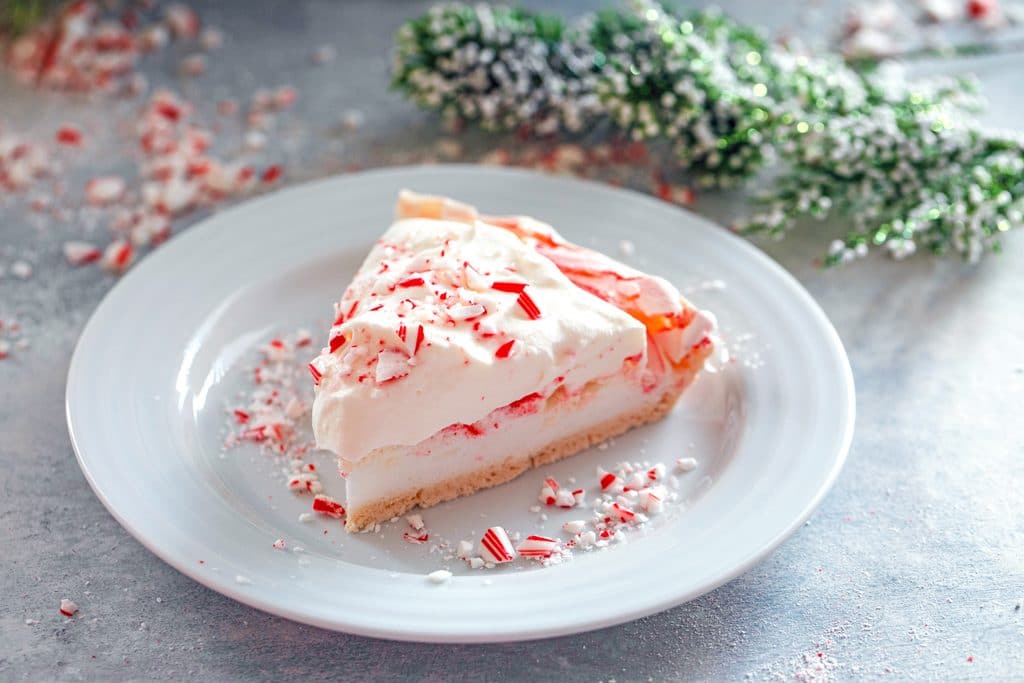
67 165 854 643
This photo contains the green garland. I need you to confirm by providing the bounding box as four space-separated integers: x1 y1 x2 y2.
0 0 48 36
392 1 1024 266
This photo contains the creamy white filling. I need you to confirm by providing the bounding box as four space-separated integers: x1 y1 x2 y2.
342 371 665 512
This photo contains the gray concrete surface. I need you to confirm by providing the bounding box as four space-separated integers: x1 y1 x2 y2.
1 1 1022 680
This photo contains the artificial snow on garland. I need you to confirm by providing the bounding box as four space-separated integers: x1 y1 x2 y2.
391 0 1024 266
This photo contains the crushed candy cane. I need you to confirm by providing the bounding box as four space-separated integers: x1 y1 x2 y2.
516 535 559 559
63 241 103 266
456 540 474 559
562 520 587 535
312 495 345 518
478 526 516 564
287 474 322 494
222 329 321 501
101 240 134 273
59 598 79 617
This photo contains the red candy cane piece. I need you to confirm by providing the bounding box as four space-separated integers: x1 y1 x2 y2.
495 339 517 359
328 333 347 353
478 526 516 564
611 502 636 523
260 164 283 184
311 494 345 518
59 598 79 617
101 240 134 273
397 276 425 288
599 471 621 492
539 485 557 506
516 535 559 558
515 290 541 319
413 324 425 355
491 281 526 293
56 125 83 146
63 241 102 266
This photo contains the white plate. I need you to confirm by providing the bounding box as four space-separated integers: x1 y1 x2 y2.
67 165 854 643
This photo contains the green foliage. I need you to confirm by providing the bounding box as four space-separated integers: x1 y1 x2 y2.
392 1 1024 265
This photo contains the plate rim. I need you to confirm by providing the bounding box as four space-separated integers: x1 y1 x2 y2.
66 164 855 642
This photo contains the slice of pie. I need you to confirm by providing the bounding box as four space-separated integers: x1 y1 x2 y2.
310 191 717 531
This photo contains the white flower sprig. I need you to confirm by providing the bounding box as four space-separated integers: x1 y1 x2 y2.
392 3 602 134
391 1 1024 266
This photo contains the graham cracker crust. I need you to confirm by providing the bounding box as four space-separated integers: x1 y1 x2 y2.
344 375 698 531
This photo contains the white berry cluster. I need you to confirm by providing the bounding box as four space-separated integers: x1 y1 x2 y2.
581 3 780 187
392 1 1024 265
392 3 601 134
742 77 1021 264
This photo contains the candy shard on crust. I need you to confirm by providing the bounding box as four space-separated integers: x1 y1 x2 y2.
312 191 717 531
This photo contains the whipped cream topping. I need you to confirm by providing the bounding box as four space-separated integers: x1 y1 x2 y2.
312 214 646 460
482 214 718 365
397 191 719 367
